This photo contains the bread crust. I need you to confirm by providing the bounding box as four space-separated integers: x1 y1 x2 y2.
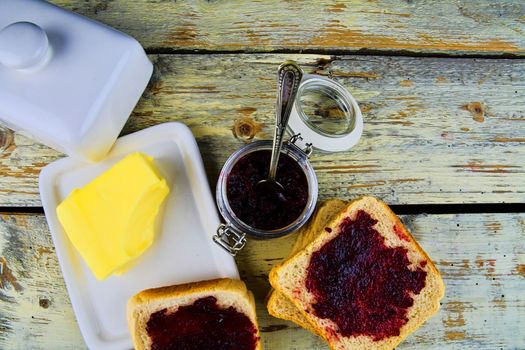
127 278 262 350
267 289 319 334
269 196 445 350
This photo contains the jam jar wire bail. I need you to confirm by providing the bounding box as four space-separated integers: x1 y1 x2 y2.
213 223 247 256
288 133 313 158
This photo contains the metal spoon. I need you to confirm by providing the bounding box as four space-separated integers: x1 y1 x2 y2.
256 60 303 192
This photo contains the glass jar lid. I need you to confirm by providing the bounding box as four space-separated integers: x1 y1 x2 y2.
287 74 363 152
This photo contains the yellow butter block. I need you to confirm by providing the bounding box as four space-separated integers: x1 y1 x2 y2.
57 152 170 280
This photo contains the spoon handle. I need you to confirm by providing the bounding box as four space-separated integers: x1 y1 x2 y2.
268 61 303 181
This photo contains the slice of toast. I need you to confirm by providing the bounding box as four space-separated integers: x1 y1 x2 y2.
128 278 262 350
269 196 445 350
267 199 347 334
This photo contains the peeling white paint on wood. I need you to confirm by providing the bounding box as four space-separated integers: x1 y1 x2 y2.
0 213 523 349
0 215 84 350
50 0 525 56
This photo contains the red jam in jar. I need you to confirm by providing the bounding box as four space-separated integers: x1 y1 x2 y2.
226 150 308 231
305 210 427 341
146 296 259 350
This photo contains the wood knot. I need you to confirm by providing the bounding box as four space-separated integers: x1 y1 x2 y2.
461 102 485 122
0 127 14 152
232 117 262 141
39 298 50 309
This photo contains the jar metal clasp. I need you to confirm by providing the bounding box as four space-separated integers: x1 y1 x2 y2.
213 224 246 256
288 133 313 158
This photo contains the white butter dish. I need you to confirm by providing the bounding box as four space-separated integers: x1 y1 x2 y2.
0 0 152 161
39 123 239 350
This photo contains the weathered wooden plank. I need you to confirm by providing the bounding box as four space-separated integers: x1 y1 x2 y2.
49 0 525 56
0 54 524 206
0 215 84 350
0 212 523 349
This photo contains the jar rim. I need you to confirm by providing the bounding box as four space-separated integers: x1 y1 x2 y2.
216 140 318 240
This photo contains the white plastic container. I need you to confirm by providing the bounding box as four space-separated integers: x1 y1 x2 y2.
0 0 153 161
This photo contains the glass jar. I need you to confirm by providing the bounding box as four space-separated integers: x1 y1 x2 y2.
213 73 363 256
214 140 318 255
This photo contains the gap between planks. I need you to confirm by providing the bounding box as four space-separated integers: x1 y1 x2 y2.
1 203 525 216
144 48 525 60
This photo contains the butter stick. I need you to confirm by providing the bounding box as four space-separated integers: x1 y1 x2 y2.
57 152 169 280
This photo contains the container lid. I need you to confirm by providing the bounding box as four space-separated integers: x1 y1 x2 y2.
287 74 363 152
0 0 153 161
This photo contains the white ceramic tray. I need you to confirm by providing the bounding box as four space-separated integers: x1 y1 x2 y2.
39 122 239 350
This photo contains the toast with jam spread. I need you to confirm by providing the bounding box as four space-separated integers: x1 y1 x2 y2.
269 196 445 350
127 278 262 350
267 199 347 334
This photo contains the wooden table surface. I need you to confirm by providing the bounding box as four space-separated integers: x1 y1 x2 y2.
1 1 524 349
